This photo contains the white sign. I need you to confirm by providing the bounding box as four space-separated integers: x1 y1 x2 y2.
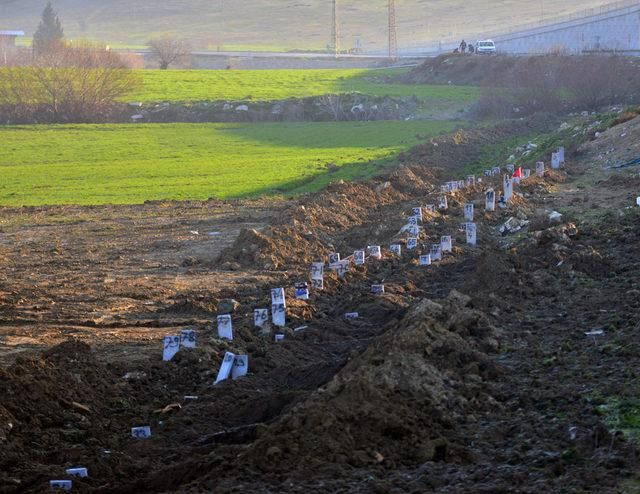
254 308 269 327
274 333 285 342
458 180 465 189
464 203 474 221
294 283 309 300
328 252 340 268
49 481 72 491
557 146 565 164
407 225 420 236
466 175 475 186
485 188 496 212
441 236 453 252
217 315 233 340
215 352 235 384
407 238 418 250
345 312 359 319
506 164 515 174
522 168 531 179
162 336 180 361
430 244 442 261
466 222 477 246
367 246 382 260
310 262 324 280
503 176 513 202
131 426 151 439
407 215 418 226
353 250 365 265
271 303 286 326
492 166 501 176
411 207 423 221
371 284 385 295
484 169 491 176
270 288 286 307
231 355 248 380
438 196 448 210
336 260 350 278
551 152 561 169
65 468 88 478
180 330 196 349
536 161 545 177
419 255 431 266
425 204 435 213
390 244 402 256
311 278 324 290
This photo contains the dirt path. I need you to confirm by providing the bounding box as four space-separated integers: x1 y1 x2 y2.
0 119 639 493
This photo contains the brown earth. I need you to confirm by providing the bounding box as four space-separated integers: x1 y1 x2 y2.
1 118 639 493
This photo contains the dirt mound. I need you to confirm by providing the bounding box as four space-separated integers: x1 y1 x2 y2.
238 292 501 472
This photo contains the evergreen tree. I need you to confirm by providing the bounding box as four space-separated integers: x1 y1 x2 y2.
33 2 64 55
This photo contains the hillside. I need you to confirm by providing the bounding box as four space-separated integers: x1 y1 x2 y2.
0 0 619 52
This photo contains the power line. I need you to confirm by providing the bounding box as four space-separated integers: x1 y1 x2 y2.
388 0 398 60
331 0 339 57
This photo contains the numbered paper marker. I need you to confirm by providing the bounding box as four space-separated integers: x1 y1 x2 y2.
65 468 88 478
407 225 419 236
345 312 359 319
390 244 401 256
180 330 196 349
419 254 431 266
425 204 435 213
131 426 151 439
214 352 235 384
441 236 453 253
506 164 515 174
49 480 72 491
328 253 340 268
522 169 531 179
407 215 418 226
484 169 491 177
270 288 286 307
430 244 442 261
407 238 418 250
162 336 180 362
466 175 475 186
217 315 233 340
254 308 269 328
294 282 309 300
466 222 477 246
272 303 286 327
536 161 545 178
310 262 324 280
551 152 561 169
336 260 350 278
274 333 285 342
492 166 501 176
485 188 496 212
353 251 365 265
367 246 382 260
371 284 385 295
464 203 474 221
231 355 249 380
411 207 423 221
311 278 324 290
557 146 565 164
438 196 448 211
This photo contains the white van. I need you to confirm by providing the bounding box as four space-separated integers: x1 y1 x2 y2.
476 40 496 55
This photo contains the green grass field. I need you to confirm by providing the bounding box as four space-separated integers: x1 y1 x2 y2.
128 69 479 103
0 121 459 206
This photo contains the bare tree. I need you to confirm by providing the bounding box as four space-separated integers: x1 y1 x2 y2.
147 36 191 70
0 42 141 123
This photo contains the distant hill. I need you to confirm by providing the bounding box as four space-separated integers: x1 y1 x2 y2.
0 0 620 52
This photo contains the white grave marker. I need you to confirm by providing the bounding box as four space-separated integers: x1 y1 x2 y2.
492 166 501 176
336 260 350 278
310 262 324 280
231 355 248 380
466 222 477 246
430 244 442 261
131 426 151 439
215 352 235 384
458 180 465 189
419 254 431 266
407 238 418 250
367 245 382 260
464 203 474 221
216 315 233 340
274 334 285 342
328 253 341 268
484 169 491 177
390 244 402 256
551 152 561 169
270 288 286 307
311 278 324 290
407 225 420 236
438 196 448 211
180 330 196 349
49 481 72 491
254 308 269 328
425 204 435 213
506 164 515 174
353 250 365 265
371 284 385 295
503 176 513 202
407 215 418 226
536 161 545 177
522 169 531 179
466 175 475 187
271 303 286 326
162 336 180 361
557 146 565 164
441 236 453 253
485 188 496 212
65 468 88 478
345 312 359 319
294 282 309 300
411 207 423 221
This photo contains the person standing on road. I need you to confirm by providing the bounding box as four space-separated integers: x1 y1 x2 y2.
459 40 467 53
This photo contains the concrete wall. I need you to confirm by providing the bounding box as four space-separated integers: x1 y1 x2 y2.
494 5 640 54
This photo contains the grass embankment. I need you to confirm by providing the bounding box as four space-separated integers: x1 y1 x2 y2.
0 120 458 206
128 69 479 104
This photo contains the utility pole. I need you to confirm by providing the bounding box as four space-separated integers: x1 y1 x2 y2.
388 0 398 60
331 0 339 57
